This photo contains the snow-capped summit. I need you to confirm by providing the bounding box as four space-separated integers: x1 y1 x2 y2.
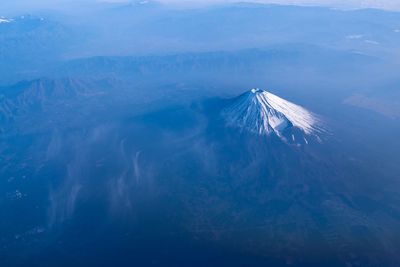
223 88 323 142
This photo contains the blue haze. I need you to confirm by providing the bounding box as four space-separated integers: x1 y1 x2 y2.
1 1 400 266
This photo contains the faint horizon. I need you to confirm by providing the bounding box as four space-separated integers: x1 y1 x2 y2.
1 0 400 13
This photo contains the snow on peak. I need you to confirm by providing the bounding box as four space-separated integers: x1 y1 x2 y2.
251 88 262 94
223 88 322 138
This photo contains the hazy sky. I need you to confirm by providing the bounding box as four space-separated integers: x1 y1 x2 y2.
1 0 400 12
161 0 400 10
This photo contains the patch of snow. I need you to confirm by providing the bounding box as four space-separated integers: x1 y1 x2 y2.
346 34 363 39
0 17 13 24
262 91 320 134
364 40 380 45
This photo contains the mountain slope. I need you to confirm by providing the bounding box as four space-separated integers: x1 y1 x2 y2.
222 88 323 143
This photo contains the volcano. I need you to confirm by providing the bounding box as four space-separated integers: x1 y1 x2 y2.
222 88 323 144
